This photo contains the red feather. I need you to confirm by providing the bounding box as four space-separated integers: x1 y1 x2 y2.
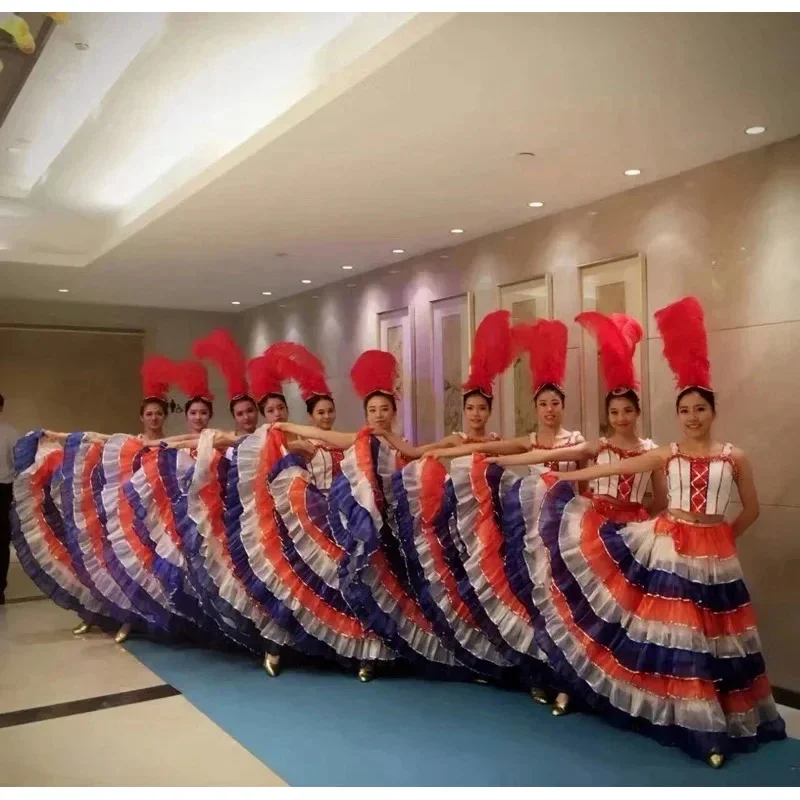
350 350 398 400
463 310 516 397
654 296 711 391
141 355 177 400
174 360 213 401
576 311 642 393
192 329 249 400
512 318 568 394
263 342 331 402
247 355 282 402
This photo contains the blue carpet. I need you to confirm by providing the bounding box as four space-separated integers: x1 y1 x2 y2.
126 639 800 786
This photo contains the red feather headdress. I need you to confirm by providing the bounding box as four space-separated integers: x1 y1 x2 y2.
141 355 177 403
575 311 643 395
174 360 213 403
654 296 712 393
192 329 251 402
512 318 568 396
462 310 516 398
350 350 398 401
247 354 283 405
263 341 331 403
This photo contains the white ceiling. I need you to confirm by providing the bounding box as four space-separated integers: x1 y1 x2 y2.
2 11 799 311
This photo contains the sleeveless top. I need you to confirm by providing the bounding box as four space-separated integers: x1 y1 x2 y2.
307 439 345 493
665 443 737 515
590 438 657 504
528 430 585 472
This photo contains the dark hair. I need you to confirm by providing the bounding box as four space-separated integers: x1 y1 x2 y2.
463 389 492 411
0 392 4 409
605 389 641 417
363 390 397 412
186 397 214 418
230 395 258 416
139 397 168 416
533 383 566 404
676 386 716 413
306 394 335 415
256 392 287 417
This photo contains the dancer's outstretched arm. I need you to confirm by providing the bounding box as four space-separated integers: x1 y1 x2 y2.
556 448 669 483
425 436 532 460
275 422 355 450
486 441 596 467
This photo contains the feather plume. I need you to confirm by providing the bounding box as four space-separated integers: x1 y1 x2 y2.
247 355 283 402
192 329 248 400
512 318 568 394
575 311 642 393
350 350 398 400
462 310 516 397
654 296 711 391
174 360 213 401
263 341 331 401
141 355 176 400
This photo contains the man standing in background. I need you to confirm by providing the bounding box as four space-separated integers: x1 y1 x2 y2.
0 393 19 604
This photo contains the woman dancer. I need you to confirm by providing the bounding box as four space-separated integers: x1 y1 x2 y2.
531 297 785 765
488 311 667 714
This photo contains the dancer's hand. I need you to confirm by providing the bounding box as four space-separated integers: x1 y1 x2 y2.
485 456 510 466
287 439 317 458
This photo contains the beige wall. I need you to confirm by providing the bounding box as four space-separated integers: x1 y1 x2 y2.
0 299 236 437
238 135 800 691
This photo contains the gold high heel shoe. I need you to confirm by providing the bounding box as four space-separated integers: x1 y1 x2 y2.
264 654 281 677
707 752 725 769
529 686 549 705
551 693 570 716
358 662 375 682
72 622 92 636
114 623 132 644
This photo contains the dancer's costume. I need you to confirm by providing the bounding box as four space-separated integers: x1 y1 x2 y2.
11 431 118 629
525 298 786 761
391 311 525 679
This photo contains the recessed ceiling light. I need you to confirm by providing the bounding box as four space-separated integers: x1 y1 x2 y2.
74 41 89 51
301 279 311 284
346 283 356 288
588 210 599 216
279 304 287 308
341 265 353 270
392 249 405 254
450 228 464 234
57 288 69 293
745 125 766 136
312 295 319 299
440 254 450 260
389 269 400 274
624 169 641 177
5 146 23 154
528 201 544 208
231 301 241 305
261 291 272 296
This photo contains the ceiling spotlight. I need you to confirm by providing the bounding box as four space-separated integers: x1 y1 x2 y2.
301 279 311 284
392 249 405 254
341 265 353 270
528 201 544 208
74 41 90 51
745 125 766 136
346 283 356 288
279 304 287 308
231 301 241 305
450 228 464 234
624 169 641 177
261 291 272 296
389 269 400 274
57 288 70 293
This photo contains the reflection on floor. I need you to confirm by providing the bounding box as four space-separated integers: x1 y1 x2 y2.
2 561 799 787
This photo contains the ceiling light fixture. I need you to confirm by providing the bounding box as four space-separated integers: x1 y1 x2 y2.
624 169 641 176
57 288 70 293
341 265 353 270
261 291 272 296
301 279 311 284
231 301 241 305
745 125 766 136
346 283 356 288
528 201 544 208
450 228 464 234
392 249 405 254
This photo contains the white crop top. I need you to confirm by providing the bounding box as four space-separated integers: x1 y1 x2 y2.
528 430 585 472
665 443 738 515
590 438 657 504
307 440 345 493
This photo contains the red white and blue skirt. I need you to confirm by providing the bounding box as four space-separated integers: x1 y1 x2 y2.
510 474 786 761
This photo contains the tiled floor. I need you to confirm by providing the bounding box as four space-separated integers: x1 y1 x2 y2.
0 563 285 787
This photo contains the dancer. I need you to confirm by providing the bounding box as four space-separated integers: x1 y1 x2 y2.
532 297 785 765
488 311 666 714
179 360 214 436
